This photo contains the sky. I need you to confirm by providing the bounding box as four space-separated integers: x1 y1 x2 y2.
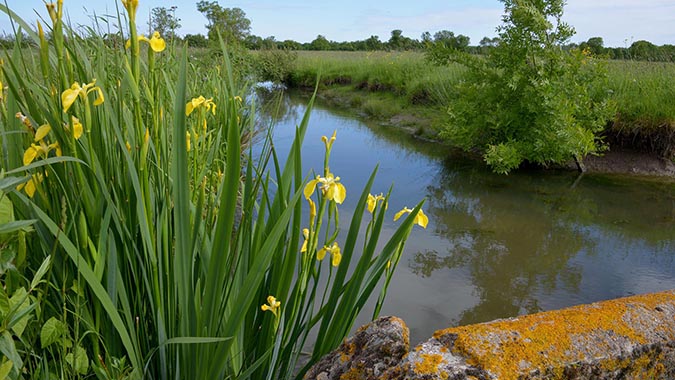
3 0 675 47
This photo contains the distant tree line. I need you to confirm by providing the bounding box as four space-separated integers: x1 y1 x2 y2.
1 1 673 63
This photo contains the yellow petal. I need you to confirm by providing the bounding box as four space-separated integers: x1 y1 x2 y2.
24 177 37 197
186 131 191 152
317 247 327 261
61 83 81 112
367 194 376 213
125 38 131 49
149 33 166 52
93 87 104 106
71 116 83 139
393 207 411 222
34 124 51 141
415 209 429 229
23 146 38 166
308 198 316 220
331 251 342 267
303 178 319 200
333 183 346 204
186 102 195 116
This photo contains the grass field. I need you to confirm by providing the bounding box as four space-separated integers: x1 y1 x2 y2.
287 51 675 157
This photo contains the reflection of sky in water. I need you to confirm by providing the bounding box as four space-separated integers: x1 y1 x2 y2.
261 91 675 344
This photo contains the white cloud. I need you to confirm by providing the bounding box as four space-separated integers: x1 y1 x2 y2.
565 0 675 46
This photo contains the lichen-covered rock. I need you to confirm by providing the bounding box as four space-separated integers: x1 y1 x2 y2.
385 290 675 380
303 316 409 380
314 291 675 379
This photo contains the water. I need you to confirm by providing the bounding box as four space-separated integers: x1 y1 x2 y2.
258 90 675 344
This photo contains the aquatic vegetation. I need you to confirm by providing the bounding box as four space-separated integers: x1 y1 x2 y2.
0 2 427 379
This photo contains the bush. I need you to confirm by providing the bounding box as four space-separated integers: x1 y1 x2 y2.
254 49 297 83
434 0 614 173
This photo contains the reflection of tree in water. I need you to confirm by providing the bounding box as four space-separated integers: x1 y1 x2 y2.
412 161 675 326
255 86 300 127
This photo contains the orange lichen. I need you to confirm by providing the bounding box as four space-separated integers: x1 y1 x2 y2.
340 341 357 363
432 291 675 380
339 364 365 380
414 353 445 375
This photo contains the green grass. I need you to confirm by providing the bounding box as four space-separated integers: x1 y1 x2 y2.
287 51 675 157
0 4 426 380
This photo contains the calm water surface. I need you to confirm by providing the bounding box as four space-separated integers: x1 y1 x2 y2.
260 90 675 344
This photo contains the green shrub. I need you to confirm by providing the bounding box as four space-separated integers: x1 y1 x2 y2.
434 0 614 173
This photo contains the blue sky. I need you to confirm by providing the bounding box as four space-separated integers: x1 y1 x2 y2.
3 0 675 47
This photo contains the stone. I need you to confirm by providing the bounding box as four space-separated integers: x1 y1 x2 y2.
303 316 409 380
312 290 675 380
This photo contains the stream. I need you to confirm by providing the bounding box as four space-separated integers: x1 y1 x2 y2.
258 89 675 344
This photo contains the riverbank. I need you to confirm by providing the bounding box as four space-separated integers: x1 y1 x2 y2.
287 86 675 179
284 51 675 178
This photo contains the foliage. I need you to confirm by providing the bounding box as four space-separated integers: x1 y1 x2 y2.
434 0 615 173
183 33 208 48
149 6 181 40
253 49 297 83
196 1 251 45
0 2 425 380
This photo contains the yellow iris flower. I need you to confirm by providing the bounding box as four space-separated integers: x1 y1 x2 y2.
126 32 166 52
308 198 317 221
34 124 51 141
367 193 386 214
17 173 44 198
260 295 281 317
67 116 83 140
121 0 138 19
61 80 104 112
321 130 337 151
393 207 429 229
185 96 216 116
317 242 342 267
303 172 347 204
300 228 309 253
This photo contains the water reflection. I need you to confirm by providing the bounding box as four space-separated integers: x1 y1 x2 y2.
264 89 675 342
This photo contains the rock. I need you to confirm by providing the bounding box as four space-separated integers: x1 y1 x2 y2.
303 316 409 380
311 290 675 380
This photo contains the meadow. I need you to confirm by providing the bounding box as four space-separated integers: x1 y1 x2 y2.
0 2 426 379
287 51 675 158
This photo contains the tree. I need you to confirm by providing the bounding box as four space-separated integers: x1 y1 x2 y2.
579 36 604 56
629 40 658 61
364 35 382 51
433 30 470 51
437 0 614 173
196 1 251 45
309 35 330 50
149 6 181 39
184 33 209 48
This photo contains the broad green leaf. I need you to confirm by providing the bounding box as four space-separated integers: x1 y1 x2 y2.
0 197 13 225
40 317 66 348
65 346 89 374
0 358 13 380
0 288 8 319
8 288 30 337
0 331 21 378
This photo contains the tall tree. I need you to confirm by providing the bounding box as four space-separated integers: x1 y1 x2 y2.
149 6 181 39
196 1 251 44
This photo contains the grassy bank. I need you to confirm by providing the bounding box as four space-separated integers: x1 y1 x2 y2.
286 51 675 158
